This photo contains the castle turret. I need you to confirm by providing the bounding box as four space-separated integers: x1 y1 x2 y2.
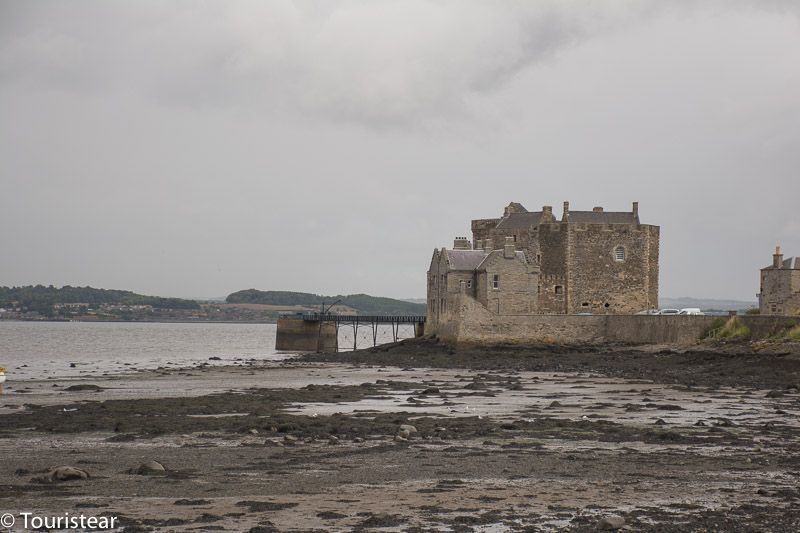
632 201 639 220
562 201 570 222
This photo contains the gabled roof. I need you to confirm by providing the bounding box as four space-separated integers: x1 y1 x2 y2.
444 249 489 271
476 250 527 271
495 211 544 230
566 211 638 224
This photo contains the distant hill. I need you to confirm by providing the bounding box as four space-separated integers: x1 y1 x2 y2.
226 289 426 316
0 285 200 311
659 297 757 312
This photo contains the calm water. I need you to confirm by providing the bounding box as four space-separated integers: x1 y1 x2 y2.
0 321 418 381
0 321 281 381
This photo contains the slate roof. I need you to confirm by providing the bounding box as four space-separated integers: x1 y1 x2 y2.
476 250 527 271
445 249 489 271
762 257 800 270
495 211 544 230
566 211 638 224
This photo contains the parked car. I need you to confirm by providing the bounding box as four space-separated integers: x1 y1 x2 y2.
678 308 705 315
658 309 681 315
635 309 660 315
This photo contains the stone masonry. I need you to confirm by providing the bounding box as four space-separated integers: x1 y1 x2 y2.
470 201 659 315
759 246 800 316
426 201 660 339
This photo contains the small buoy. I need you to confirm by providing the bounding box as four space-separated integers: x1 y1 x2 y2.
0 366 6 395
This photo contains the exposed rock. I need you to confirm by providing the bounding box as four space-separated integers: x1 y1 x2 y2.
34 466 90 483
65 384 103 392
130 460 166 475
548 400 563 408
283 435 298 445
398 424 417 434
597 515 626 530
248 428 259 435
654 418 667 425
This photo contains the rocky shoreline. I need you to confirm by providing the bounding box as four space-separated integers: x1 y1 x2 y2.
1 340 799 531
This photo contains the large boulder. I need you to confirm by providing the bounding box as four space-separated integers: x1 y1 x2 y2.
130 460 167 475
597 515 626 530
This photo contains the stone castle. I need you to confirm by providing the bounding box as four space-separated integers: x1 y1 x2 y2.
759 246 800 315
427 201 659 333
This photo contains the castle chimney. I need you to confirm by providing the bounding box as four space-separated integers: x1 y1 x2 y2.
453 237 470 250
504 236 515 259
484 238 493 252
562 201 570 222
632 201 639 219
593 206 603 213
774 246 784 268
542 205 553 222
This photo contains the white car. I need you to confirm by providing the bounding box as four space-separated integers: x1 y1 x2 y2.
658 309 681 315
678 308 705 315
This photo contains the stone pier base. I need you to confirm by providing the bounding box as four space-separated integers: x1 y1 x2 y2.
275 318 338 352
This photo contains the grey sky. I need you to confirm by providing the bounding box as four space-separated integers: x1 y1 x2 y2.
1 1 798 301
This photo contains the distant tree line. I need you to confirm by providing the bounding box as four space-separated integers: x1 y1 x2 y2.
226 289 426 316
0 285 200 312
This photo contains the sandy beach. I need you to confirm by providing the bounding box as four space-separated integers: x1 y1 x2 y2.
2 339 800 531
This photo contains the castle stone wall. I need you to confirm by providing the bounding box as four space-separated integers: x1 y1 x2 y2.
439 294 799 345
566 223 659 314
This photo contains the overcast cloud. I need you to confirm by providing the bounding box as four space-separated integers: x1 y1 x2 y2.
1 1 798 301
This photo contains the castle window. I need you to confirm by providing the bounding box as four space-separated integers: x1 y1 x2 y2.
555 285 563 295
466 280 472 288
492 275 500 289
582 302 589 307
614 246 626 262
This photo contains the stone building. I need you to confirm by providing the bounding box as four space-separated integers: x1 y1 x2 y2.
759 246 800 315
427 201 659 335
427 236 538 331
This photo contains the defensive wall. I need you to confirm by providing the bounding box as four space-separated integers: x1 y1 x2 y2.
437 294 799 346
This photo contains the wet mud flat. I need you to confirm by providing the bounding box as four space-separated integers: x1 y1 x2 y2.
1 342 800 531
